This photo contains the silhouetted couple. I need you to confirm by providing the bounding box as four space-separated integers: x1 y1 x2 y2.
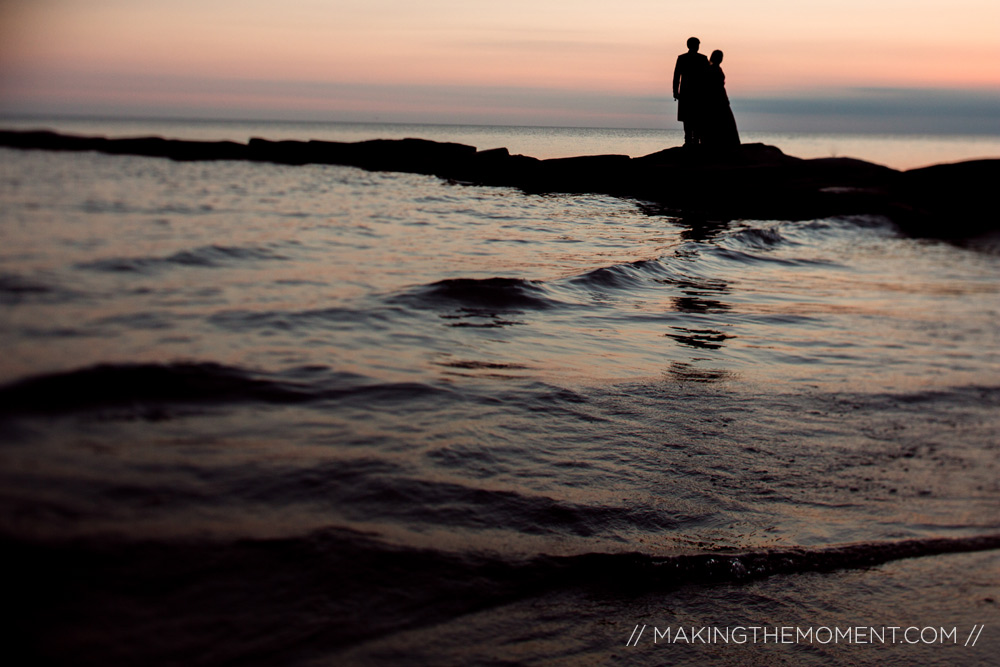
673 37 740 148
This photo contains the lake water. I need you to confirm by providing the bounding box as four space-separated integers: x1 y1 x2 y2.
1 118 998 665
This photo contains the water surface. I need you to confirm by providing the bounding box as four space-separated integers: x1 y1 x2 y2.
1 129 998 665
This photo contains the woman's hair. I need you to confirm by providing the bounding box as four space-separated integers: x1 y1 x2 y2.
710 50 724 64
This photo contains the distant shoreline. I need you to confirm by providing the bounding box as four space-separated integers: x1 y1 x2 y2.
2 128 997 238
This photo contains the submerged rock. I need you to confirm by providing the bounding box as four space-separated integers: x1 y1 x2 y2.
1 129 996 238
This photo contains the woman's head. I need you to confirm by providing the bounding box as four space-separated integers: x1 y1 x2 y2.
710 50 724 65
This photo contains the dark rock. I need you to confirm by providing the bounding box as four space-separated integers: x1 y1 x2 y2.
466 148 541 186
888 159 1000 237
247 138 319 164
531 154 634 194
0 128 995 238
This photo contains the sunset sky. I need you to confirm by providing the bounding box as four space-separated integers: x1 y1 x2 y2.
1 0 998 132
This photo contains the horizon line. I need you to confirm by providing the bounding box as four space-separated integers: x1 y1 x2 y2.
3 111 1000 139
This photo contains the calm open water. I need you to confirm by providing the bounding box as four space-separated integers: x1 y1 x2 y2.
1 119 999 665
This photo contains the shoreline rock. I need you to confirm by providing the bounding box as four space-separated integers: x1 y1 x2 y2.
1 129 996 238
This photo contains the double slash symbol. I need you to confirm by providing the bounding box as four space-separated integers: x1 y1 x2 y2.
627 624 646 646
965 625 985 647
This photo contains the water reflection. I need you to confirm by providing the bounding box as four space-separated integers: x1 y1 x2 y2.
657 250 736 371
636 205 733 243
672 295 730 313
665 326 734 350
439 310 525 328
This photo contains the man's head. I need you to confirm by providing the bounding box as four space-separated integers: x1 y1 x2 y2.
687 37 700 51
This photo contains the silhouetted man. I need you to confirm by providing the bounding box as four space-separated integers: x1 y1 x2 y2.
673 37 709 146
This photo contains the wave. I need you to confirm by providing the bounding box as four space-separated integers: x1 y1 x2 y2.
223 467 687 537
8 526 998 661
561 533 1000 587
225 530 1000 593
0 273 80 305
17 524 997 592
708 245 834 267
727 226 789 249
397 259 685 312
397 276 558 310
77 244 287 273
389 219 849 314
0 362 450 417
570 258 671 289
397 221 833 312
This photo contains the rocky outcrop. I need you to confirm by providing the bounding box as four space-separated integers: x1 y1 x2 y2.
1 129 996 237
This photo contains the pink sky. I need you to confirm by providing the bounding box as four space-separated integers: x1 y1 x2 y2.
2 0 998 130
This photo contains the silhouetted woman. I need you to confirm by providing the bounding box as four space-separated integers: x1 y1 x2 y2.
702 50 740 148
